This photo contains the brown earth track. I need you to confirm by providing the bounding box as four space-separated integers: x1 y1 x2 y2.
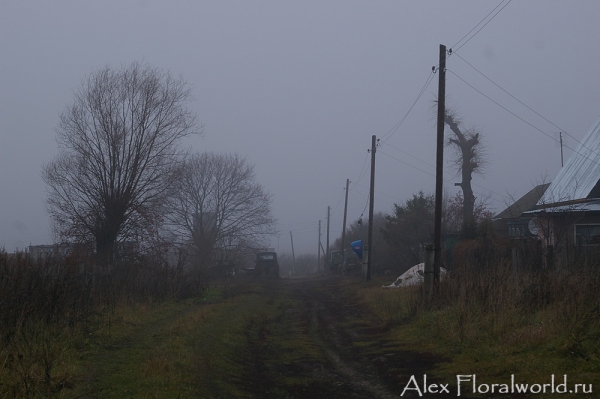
267 274 459 399
68 274 475 398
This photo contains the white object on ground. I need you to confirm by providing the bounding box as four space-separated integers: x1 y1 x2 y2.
382 263 446 288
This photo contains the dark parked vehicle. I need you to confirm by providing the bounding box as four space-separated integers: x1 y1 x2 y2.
243 251 279 278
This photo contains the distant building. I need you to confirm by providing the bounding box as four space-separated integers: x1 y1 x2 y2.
28 244 72 261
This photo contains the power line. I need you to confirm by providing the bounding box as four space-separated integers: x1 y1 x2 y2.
448 69 554 139
384 142 435 169
381 70 436 143
340 0 514 226
351 151 371 190
349 189 365 208
451 0 513 53
448 69 600 168
379 149 436 178
452 52 599 159
378 149 510 206
348 184 371 218
382 142 511 201
331 185 347 215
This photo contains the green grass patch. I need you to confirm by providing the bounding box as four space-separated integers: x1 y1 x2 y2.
347 271 600 397
63 280 332 398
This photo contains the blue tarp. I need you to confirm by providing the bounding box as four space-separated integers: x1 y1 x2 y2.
351 240 362 259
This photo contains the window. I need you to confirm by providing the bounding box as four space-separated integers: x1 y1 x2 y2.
575 224 600 246
508 223 525 237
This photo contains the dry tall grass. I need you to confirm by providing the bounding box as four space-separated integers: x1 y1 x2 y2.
0 249 205 397
361 256 600 366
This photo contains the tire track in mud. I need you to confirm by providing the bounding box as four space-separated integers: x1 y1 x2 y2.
237 277 394 398
305 296 398 399
285 275 459 399
68 275 460 398
281 276 396 399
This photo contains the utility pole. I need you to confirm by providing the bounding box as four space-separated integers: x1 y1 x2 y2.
367 135 376 281
317 220 321 274
341 179 350 266
560 132 564 167
326 206 331 273
290 231 296 276
433 44 447 287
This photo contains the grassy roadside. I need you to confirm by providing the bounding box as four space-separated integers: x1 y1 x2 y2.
66 280 336 399
2 277 346 398
68 283 266 398
4 271 598 398
349 274 600 397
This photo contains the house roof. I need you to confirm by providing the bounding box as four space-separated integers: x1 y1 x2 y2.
525 199 600 214
494 183 550 219
537 115 600 205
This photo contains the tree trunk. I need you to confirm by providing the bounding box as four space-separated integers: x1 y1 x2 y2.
445 112 480 239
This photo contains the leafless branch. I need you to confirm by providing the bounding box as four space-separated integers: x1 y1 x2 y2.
43 62 201 264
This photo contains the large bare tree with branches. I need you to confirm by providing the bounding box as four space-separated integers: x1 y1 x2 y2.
444 110 486 238
43 62 200 265
167 152 276 271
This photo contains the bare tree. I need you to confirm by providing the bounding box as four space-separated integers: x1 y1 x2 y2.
168 152 276 272
43 62 200 265
444 110 486 238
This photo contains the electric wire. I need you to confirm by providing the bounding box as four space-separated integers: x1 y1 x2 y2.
360 196 369 219
378 149 509 207
451 0 513 54
381 70 436 143
384 142 435 169
328 0 515 236
379 149 436 179
453 52 600 159
354 186 370 219
355 182 401 207
381 143 510 202
448 69 600 167
351 151 371 190
350 191 363 214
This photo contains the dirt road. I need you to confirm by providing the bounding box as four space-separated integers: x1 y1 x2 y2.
235 274 454 398
72 274 458 398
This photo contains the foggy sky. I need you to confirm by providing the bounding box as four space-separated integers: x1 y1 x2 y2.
2 1 600 256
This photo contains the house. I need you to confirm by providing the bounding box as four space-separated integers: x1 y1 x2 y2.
493 183 550 238
523 116 600 260
28 244 73 261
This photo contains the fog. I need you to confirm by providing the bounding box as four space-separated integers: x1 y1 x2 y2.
2 1 599 255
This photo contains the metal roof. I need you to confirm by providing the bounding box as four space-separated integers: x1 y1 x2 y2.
494 183 549 219
538 116 600 205
525 199 600 214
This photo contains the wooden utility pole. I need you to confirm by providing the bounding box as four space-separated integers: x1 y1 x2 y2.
326 206 331 272
317 220 321 274
425 244 434 299
367 135 376 281
434 44 447 286
559 132 564 167
290 231 296 275
341 179 350 265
